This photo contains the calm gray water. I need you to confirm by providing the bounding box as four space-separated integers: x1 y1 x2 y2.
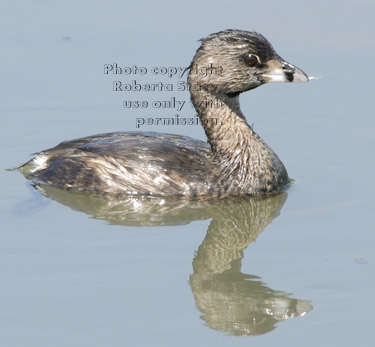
1 0 374 346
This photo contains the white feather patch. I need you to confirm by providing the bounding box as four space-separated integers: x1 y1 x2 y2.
29 154 49 173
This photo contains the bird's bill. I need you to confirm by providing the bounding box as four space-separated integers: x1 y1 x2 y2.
261 59 309 83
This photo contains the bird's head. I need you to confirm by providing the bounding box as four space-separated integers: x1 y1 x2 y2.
188 29 308 97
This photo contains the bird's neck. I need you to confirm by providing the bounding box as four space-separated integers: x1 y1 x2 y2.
190 88 288 193
190 89 255 165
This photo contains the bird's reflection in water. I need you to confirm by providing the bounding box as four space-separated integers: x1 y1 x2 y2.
190 194 312 335
33 184 312 335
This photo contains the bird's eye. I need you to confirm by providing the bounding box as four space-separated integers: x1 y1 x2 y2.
244 54 259 67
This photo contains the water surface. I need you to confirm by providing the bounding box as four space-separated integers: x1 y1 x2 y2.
1 0 374 346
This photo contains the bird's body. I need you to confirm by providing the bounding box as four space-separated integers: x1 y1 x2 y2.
23 132 215 197
20 30 308 198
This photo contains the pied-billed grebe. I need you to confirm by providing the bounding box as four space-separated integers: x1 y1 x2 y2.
20 29 308 198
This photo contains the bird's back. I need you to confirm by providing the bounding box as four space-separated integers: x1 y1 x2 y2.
21 132 219 198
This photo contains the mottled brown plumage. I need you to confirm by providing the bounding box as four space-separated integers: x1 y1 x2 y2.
20 29 308 198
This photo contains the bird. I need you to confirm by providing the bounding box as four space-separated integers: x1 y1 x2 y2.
20 29 308 198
